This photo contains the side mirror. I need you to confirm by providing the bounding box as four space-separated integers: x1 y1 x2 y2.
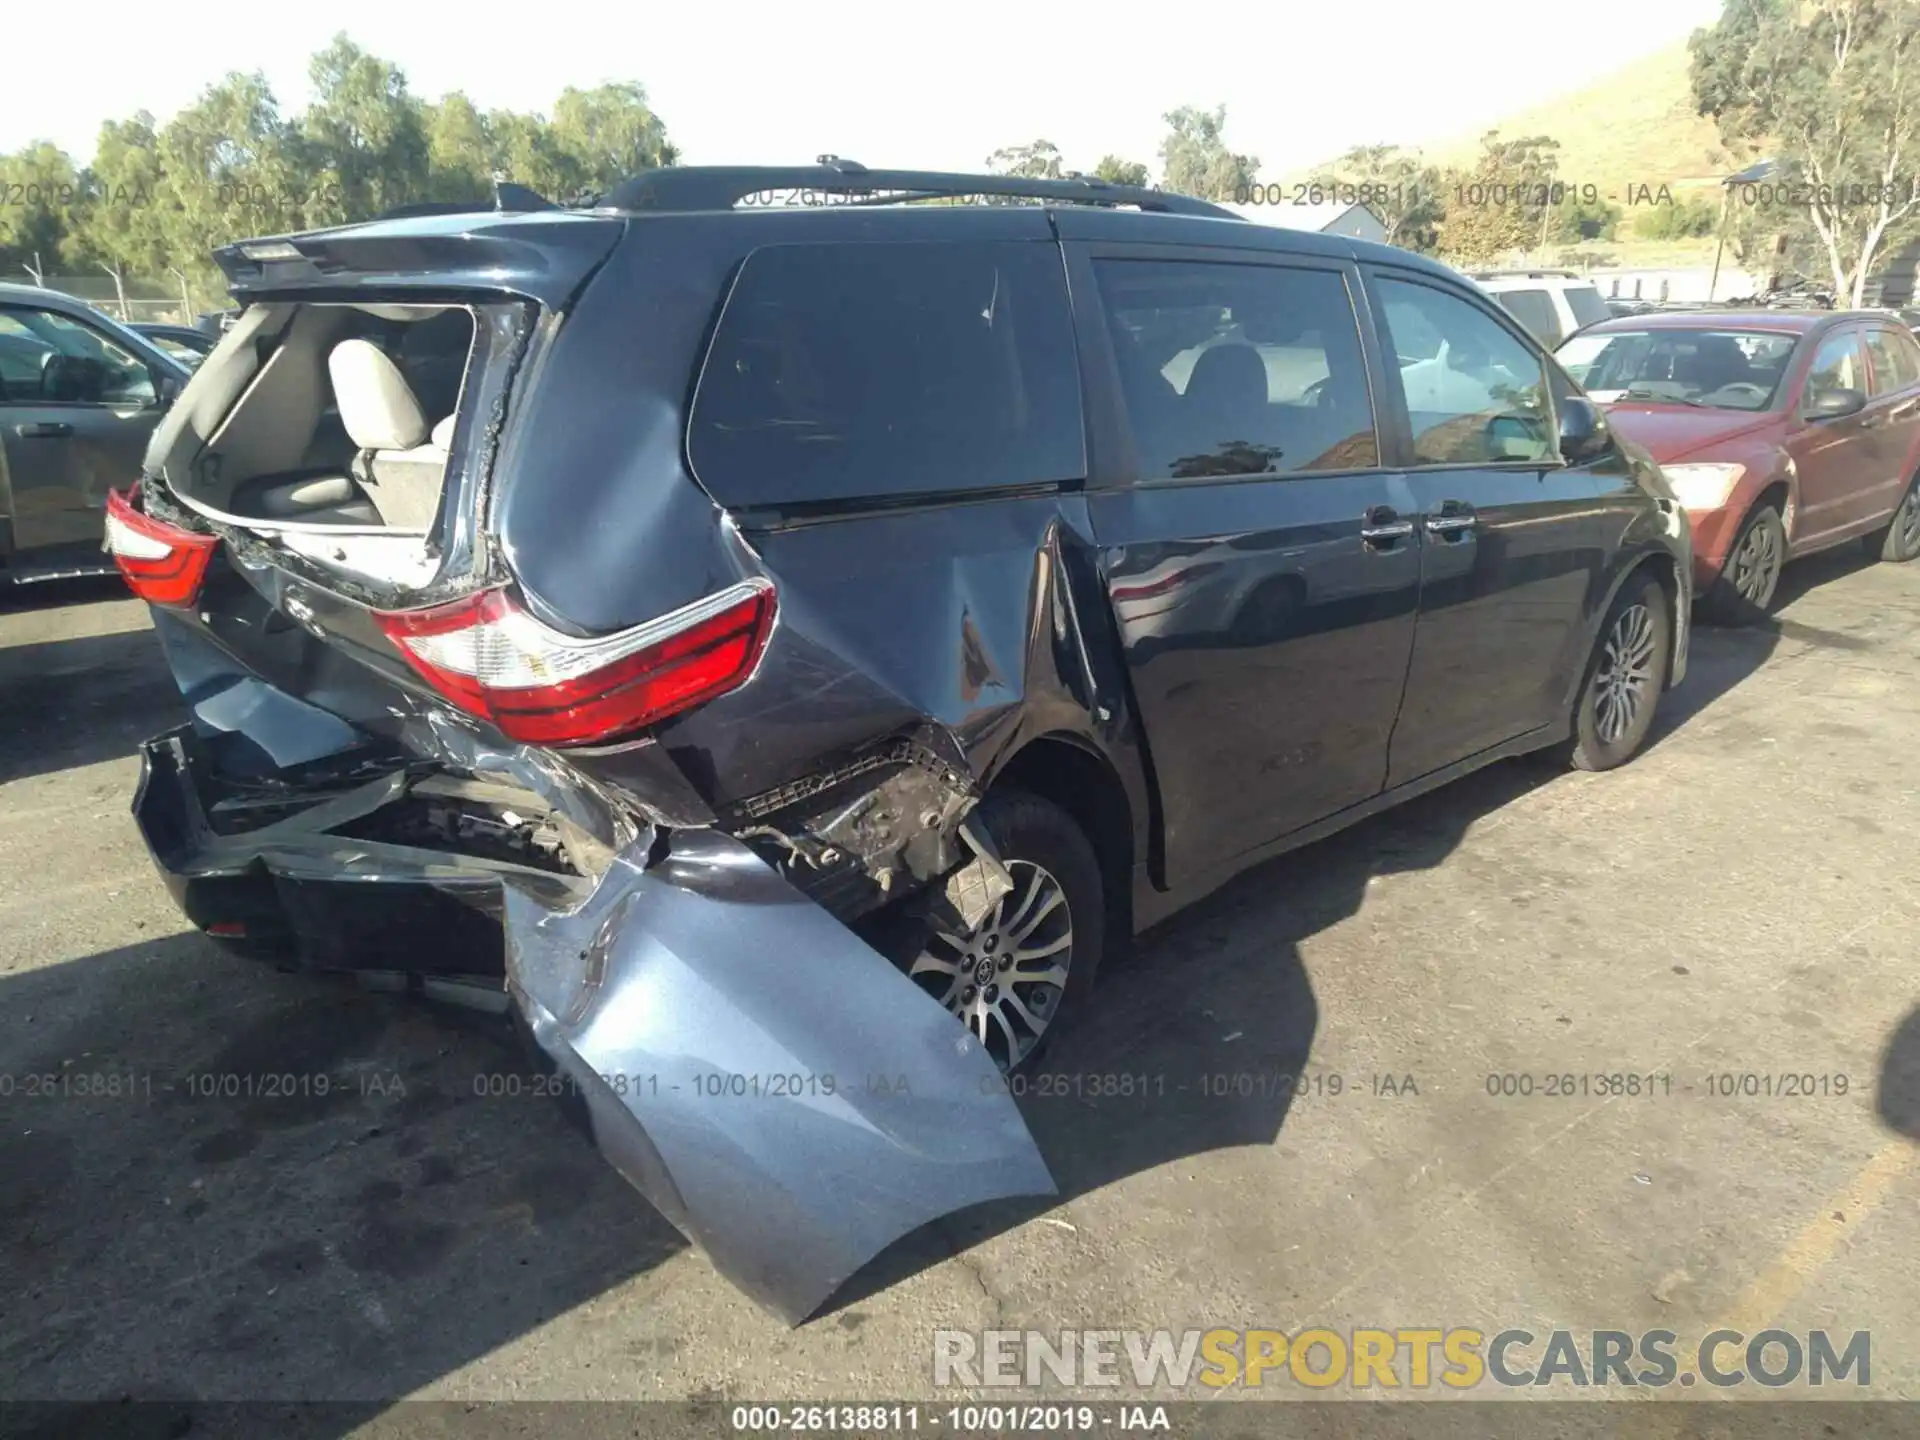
1558 395 1609 462
1805 386 1865 421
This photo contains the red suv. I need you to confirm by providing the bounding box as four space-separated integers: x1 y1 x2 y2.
1557 310 1920 621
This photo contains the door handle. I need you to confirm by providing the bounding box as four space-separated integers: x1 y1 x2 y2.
1359 507 1414 545
14 422 73 439
1425 500 1477 536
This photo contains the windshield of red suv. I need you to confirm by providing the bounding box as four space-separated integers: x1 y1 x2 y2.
1555 327 1797 411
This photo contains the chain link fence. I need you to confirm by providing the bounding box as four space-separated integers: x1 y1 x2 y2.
3 272 219 326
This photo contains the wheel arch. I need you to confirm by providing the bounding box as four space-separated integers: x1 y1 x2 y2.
986 732 1135 944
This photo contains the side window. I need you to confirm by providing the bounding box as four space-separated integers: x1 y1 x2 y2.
1374 277 1556 465
687 241 1084 508
1865 328 1920 394
1495 289 1562 348
1090 258 1378 479
1805 330 1867 403
0 308 156 407
1563 285 1612 333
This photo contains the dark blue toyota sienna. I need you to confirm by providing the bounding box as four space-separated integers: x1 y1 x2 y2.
112 161 1692 1322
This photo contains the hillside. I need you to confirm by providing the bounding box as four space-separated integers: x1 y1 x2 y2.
1299 43 1738 199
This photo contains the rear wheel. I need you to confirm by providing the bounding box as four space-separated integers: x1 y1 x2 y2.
896 789 1103 1073
1567 572 1671 773
1862 471 1920 563
1700 502 1786 626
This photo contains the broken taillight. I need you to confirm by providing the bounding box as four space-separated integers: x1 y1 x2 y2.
105 487 220 607
372 579 777 747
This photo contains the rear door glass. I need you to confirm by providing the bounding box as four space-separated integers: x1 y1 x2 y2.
1089 257 1379 478
1494 289 1562 347
688 241 1084 508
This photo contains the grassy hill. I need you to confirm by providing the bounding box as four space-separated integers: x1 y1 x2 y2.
1295 43 1737 201
1428 43 1728 194
1426 43 1735 196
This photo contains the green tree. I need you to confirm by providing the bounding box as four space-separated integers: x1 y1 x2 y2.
422 93 494 203
1094 155 1152 188
1633 195 1719 240
298 34 430 225
1158 105 1258 200
550 82 677 198
1690 0 1920 306
71 114 175 276
986 140 1065 179
0 142 85 274
1439 132 1562 263
1553 192 1623 242
1321 144 1445 252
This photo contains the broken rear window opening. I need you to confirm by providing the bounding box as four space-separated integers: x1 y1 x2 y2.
143 298 524 591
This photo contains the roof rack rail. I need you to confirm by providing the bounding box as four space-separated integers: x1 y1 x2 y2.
599 161 1243 220
1471 269 1583 280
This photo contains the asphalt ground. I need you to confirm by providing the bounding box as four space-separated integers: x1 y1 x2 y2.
2 551 1917 1435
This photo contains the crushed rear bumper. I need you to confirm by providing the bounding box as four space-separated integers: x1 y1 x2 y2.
133 723 1055 1323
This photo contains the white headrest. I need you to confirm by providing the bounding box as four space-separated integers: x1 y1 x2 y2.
329 339 428 451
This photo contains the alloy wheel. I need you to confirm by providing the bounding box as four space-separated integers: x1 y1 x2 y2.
1591 602 1657 745
909 860 1073 1071
1729 515 1782 604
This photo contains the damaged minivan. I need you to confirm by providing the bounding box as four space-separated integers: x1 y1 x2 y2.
117 163 1692 1323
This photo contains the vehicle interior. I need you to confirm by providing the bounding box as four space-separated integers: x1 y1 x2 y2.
1558 329 1796 411
1104 271 1379 478
151 302 478 533
0 310 158 406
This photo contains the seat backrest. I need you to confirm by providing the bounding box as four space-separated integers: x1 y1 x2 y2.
329 338 429 452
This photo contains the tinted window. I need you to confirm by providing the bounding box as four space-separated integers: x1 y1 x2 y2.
1375 277 1555 465
1806 329 1867 403
1865 327 1920 394
688 241 1084 507
1564 285 1612 331
1091 259 1378 479
0 307 155 406
1496 288 1562 346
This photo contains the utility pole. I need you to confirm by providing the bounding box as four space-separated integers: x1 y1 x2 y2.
24 251 45 288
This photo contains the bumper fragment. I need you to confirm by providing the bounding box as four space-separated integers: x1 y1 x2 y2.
504 828 1057 1324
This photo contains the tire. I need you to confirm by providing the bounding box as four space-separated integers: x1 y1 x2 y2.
884 789 1104 1073
1566 571 1671 773
1699 502 1786 626
1862 470 1920 563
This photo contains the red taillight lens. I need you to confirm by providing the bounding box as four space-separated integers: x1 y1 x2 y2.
104 487 220 607
373 580 777 747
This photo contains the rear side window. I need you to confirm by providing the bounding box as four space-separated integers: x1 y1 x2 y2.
1494 288 1563 347
1091 258 1379 479
688 241 1084 507
1563 285 1611 332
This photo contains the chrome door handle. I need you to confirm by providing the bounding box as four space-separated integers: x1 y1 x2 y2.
1359 520 1415 540
1425 514 1477 534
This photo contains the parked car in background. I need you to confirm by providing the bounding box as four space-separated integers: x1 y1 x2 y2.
1557 309 1920 622
1473 271 1613 349
112 163 1691 1324
0 283 194 585
131 322 218 369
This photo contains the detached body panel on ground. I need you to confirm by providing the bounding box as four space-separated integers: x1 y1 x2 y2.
121 171 1692 1320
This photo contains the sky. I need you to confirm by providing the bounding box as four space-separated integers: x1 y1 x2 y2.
6 0 1728 176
